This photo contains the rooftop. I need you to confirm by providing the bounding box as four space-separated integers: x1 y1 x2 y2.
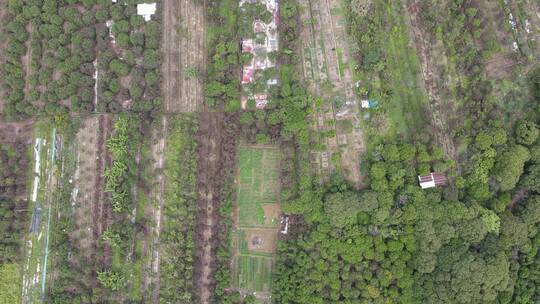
137 3 157 21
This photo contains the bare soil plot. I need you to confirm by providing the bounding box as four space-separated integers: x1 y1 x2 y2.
298 0 365 188
162 0 206 113
242 228 277 254
147 116 167 303
72 116 100 260
0 120 33 144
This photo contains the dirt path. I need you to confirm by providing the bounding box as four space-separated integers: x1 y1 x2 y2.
22 23 33 105
195 112 224 304
149 115 167 303
162 0 206 112
405 1 458 164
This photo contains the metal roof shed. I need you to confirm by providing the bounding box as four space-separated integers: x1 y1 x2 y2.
418 172 447 189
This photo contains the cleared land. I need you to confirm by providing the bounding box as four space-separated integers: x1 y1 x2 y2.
162 0 206 113
148 116 167 303
232 145 281 303
0 121 33 143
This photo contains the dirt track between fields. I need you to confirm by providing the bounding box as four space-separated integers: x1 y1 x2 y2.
195 112 224 304
162 0 206 112
149 116 167 303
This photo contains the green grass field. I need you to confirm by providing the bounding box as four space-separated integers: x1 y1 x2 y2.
232 146 281 299
235 255 274 292
379 1 428 136
237 147 280 228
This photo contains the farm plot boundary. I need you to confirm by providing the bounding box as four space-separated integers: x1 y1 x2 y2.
232 145 281 302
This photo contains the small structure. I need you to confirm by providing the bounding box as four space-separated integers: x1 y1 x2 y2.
280 216 289 234
254 93 268 108
137 3 156 21
361 99 379 109
253 20 266 33
242 66 254 84
242 39 254 53
266 0 277 12
267 78 278 85
418 172 447 189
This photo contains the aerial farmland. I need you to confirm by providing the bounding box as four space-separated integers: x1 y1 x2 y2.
0 0 539 303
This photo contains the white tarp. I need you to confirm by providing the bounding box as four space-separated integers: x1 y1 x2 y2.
137 3 156 21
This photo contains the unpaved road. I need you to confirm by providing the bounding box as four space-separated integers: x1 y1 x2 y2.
149 115 167 303
162 0 206 112
195 111 224 304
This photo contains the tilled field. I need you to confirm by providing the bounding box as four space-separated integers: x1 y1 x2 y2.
162 0 206 113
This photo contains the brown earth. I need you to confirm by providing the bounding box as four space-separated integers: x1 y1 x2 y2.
261 203 280 226
149 116 167 303
0 120 33 144
162 0 206 113
243 228 278 254
194 112 238 304
195 112 224 304
485 52 517 79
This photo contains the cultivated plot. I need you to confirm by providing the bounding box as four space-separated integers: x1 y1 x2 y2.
232 146 281 303
237 147 281 228
21 124 58 304
162 0 206 113
298 0 365 187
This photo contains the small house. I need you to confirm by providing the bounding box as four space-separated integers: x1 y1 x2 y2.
418 172 447 189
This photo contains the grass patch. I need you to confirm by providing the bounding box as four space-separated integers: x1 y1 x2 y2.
380 2 428 135
336 47 346 77
237 147 280 228
235 255 274 292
